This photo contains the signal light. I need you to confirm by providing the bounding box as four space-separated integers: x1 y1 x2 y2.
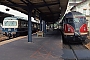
6 8 10 11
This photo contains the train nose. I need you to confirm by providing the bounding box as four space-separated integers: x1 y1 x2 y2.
74 32 80 36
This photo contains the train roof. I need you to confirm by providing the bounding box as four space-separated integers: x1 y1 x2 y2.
4 16 23 20
4 16 38 23
65 11 85 18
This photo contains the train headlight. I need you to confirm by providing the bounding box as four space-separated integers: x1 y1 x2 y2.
68 28 70 31
84 27 86 31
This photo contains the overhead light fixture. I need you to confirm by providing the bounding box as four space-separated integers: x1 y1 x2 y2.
6 8 10 11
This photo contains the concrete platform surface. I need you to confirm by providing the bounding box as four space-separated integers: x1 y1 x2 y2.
1 29 90 60
0 30 64 60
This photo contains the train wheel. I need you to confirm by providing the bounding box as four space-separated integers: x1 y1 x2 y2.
13 34 16 38
8 33 12 39
8 36 11 39
16 33 20 37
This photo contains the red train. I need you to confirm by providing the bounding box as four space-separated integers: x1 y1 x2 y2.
62 11 88 43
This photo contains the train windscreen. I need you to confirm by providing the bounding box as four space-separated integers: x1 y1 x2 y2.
74 17 86 23
4 21 17 26
74 18 80 23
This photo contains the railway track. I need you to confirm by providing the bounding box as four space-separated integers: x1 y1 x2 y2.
68 44 78 60
62 40 90 60
63 41 88 49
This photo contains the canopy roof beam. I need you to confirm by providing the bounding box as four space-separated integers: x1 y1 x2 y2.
57 0 60 7
42 0 54 20
21 0 48 20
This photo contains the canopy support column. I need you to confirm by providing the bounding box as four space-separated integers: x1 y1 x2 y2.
28 7 32 42
42 20 46 33
39 16 42 31
44 21 46 33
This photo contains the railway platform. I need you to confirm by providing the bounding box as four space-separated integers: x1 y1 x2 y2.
0 29 90 60
0 29 63 60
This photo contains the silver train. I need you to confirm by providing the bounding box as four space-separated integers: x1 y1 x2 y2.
2 17 39 38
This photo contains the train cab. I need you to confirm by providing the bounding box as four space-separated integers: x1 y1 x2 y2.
62 11 88 43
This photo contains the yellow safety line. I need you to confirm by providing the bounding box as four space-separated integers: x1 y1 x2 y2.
0 36 27 46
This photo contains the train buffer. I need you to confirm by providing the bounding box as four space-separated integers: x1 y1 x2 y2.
37 31 43 37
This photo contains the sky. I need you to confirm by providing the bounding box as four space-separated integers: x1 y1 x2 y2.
0 5 37 22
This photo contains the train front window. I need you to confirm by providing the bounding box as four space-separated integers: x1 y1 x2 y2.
74 18 80 23
74 17 86 23
4 21 17 26
80 17 86 23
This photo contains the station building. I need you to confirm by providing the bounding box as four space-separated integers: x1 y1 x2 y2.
65 0 84 13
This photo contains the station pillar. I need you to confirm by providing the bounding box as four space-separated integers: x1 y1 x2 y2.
42 20 46 33
28 7 32 42
39 16 42 31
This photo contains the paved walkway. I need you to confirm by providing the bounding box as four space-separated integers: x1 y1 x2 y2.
0 30 63 60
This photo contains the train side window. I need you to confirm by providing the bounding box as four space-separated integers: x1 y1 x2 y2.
12 21 17 26
4 21 8 26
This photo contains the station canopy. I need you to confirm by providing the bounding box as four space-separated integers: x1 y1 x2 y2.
0 0 68 23
0 11 13 18
0 11 13 23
